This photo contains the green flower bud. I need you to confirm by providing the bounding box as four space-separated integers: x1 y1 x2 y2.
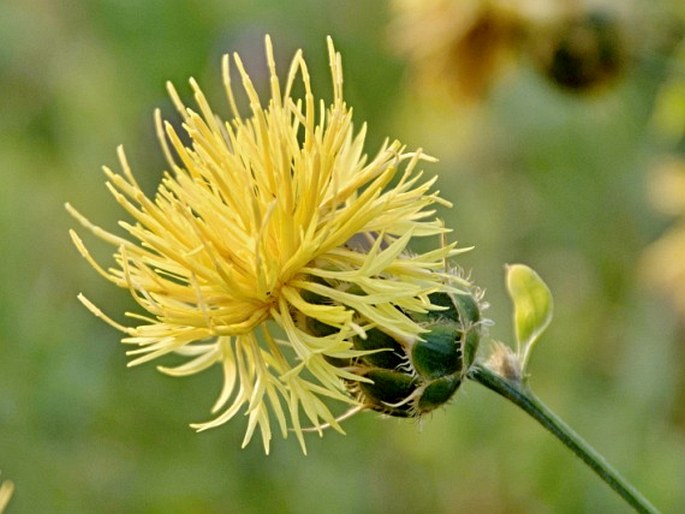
351 287 484 417
297 273 486 419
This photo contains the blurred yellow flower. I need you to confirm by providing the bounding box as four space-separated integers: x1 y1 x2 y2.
390 0 642 100
651 29 685 144
643 157 685 315
389 0 529 102
643 28 685 316
528 7 629 93
66 36 462 453
0 479 13 514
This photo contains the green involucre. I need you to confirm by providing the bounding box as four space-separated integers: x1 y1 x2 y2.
304 287 484 417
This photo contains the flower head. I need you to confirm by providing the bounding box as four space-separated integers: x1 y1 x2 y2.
389 0 636 102
528 7 629 94
67 36 467 452
389 0 529 102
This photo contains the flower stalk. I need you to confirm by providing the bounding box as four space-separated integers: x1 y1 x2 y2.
467 363 659 514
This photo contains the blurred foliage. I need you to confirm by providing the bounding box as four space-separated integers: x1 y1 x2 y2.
1 0 684 512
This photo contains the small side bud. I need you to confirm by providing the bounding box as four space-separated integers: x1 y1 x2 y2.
485 342 523 383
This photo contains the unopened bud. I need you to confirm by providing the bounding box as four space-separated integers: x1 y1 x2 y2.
306 285 486 418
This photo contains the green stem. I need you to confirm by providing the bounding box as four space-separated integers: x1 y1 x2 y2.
467 363 659 514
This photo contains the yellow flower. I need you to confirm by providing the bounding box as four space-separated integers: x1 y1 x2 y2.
66 36 464 453
389 0 529 102
642 36 685 317
642 157 685 315
0 479 13 514
389 0 637 101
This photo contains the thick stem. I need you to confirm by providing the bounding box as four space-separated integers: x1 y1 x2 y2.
467 364 659 514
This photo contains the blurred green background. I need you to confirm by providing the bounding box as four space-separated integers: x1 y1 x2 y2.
1 0 684 512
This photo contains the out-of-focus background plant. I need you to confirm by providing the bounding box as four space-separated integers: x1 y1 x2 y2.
1 0 684 512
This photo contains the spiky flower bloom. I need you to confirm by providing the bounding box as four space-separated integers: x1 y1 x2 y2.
66 36 467 453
